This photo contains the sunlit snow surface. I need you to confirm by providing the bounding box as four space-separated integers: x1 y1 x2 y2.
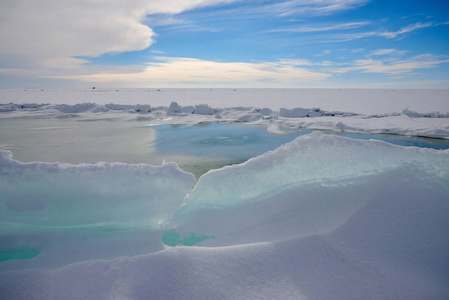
1 89 449 299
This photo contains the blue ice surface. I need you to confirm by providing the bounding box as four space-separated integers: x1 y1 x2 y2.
150 123 311 178
151 123 449 159
150 121 449 181
152 122 309 158
336 132 449 150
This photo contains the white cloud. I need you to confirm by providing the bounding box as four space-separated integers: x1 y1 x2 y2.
315 50 332 56
333 21 447 41
329 54 449 76
371 49 408 56
48 57 331 87
268 21 370 33
255 0 371 17
378 22 434 38
0 0 235 69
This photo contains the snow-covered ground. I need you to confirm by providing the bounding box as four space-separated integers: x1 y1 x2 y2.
1 88 448 139
1 89 449 299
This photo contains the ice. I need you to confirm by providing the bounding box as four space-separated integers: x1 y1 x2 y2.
167 101 181 114
1 133 448 299
180 105 195 114
279 107 322 117
0 151 195 269
402 108 449 118
162 132 449 247
2 89 449 139
260 107 272 116
1 88 449 299
55 103 97 113
2 89 448 115
194 104 213 115
0 150 194 229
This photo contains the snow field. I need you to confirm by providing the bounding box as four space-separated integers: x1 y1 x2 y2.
1 88 449 139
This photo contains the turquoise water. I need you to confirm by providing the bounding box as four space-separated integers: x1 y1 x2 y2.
162 232 215 247
0 248 41 261
152 123 309 177
151 124 449 178
335 132 449 150
152 124 449 161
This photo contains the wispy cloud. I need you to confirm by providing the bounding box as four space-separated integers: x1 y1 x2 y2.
145 15 221 32
200 0 371 20
378 22 434 38
329 54 449 76
254 0 371 17
370 49 408 56
268 21 370 33
315 50 332 56
50 57 332 87
333 21 448 41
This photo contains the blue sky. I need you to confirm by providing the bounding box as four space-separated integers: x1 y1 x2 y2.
1 0 449 88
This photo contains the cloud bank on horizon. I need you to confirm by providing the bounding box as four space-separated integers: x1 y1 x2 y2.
0 0 448 88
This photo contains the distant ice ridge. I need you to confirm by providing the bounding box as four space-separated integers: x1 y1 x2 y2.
1 132 449 299
1 101 448 139
0 151 195 270
4 101 439 118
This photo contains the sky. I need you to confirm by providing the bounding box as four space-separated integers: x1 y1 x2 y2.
1 0 449 88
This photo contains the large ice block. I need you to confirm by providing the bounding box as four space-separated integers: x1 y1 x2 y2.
162 132 449 246
0 151 195 269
